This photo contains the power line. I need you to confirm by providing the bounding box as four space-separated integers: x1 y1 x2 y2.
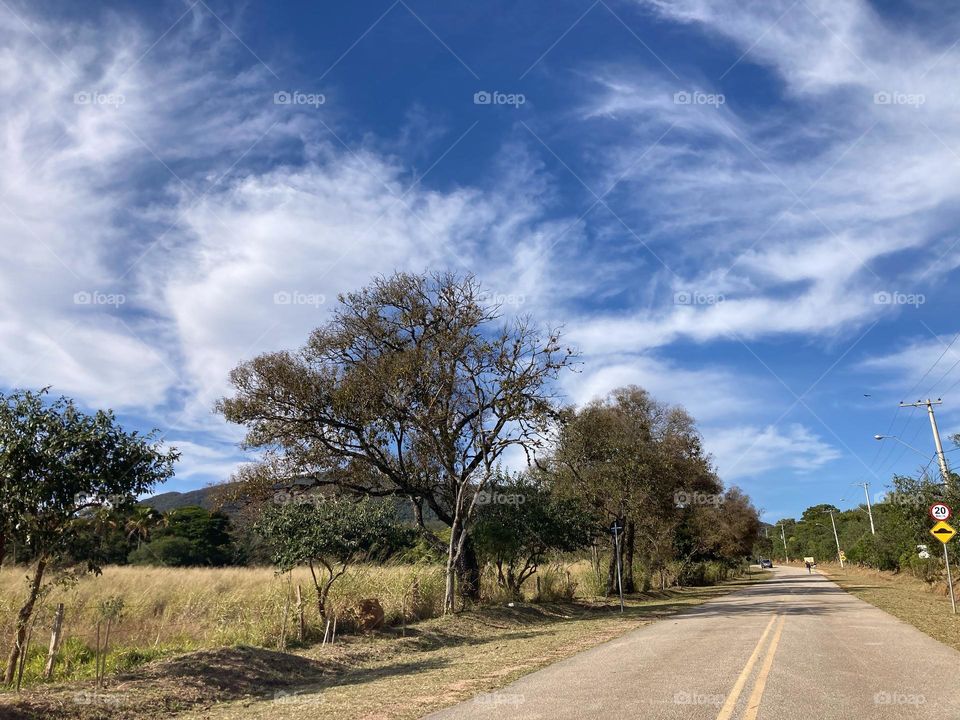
866 332 960 482
878 408 918 471
926 353 960 398
866 405 901 478
911 332 960 397
876 406 919 476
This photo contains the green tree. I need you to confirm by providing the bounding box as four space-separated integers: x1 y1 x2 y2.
256 495 401 619
473 473 595 597
676 487 761 568
219 272 574 612
63 506 131 566
129 506 232 566
0 389 177 683
550 386 722 593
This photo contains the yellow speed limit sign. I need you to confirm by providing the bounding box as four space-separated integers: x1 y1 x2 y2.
930 520 957 544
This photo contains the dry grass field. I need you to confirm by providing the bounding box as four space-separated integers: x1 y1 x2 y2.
0 563 447 686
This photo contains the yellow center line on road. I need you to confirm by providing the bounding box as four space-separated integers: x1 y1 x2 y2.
743 614 787 720
714 614 779 720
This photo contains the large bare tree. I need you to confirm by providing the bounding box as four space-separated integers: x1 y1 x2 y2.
218 271 574 611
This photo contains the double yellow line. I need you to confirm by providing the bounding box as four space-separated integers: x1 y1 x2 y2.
715 614 787 720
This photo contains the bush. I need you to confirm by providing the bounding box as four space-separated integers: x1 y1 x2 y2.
129 536 198 566
675 560 736 587
901 552 940 582
473 474 594 597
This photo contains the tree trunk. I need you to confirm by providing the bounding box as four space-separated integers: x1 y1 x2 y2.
443 520 462 614
307 561 327 621
590 543 602 587
623 520 636 593
456 536 481 603
5 557 46 684
444 520 483 613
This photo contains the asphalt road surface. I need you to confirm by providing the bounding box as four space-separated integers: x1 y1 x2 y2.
424 565 960 720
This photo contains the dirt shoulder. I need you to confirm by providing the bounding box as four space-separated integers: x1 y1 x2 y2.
821 563 960 651
1 573 769 720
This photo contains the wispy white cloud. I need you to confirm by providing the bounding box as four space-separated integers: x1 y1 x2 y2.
0 5 575 452
706 423 842 480
567 0 960 358
565 354 765 423
3 0 958 495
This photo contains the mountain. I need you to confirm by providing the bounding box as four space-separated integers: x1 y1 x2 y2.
140 486 222 513
141 482 439 524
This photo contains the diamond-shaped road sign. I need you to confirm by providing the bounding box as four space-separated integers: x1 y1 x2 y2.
930 520 957 544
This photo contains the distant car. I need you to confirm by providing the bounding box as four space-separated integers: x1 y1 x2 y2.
759 558 773 568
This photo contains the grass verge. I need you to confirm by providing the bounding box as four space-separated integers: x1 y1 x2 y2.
1 572 770 720
821 563 960 651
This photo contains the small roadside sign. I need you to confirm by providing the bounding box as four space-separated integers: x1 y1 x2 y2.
838 550 846 562
609 518 625 613
930 503 952 522
930 520 956 544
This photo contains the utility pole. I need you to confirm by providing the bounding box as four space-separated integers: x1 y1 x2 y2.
828 509 844 568
900 399 951 485
853 482 876 535
779 522 789 563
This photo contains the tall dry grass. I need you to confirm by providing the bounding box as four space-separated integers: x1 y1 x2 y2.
0 562 446 685
0 563 446 649
0 556 743 687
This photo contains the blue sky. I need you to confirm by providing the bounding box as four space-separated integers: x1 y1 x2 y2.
4 0 960 521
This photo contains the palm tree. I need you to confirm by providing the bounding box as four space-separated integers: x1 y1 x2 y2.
124 507 162 550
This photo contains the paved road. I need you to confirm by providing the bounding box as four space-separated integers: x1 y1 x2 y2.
424 566 960 720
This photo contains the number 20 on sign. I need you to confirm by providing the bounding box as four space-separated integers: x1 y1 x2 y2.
930 503 952 522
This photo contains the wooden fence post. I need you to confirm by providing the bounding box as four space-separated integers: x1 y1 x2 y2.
295 584 304 643
43 603 65 680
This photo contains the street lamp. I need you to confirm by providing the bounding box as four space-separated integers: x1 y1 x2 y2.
874 434 930 459
874 434 948 485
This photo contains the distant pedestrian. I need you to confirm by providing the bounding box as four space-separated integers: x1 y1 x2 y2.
805 561 812 574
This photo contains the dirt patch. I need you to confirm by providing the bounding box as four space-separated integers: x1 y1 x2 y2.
0 646 328 719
